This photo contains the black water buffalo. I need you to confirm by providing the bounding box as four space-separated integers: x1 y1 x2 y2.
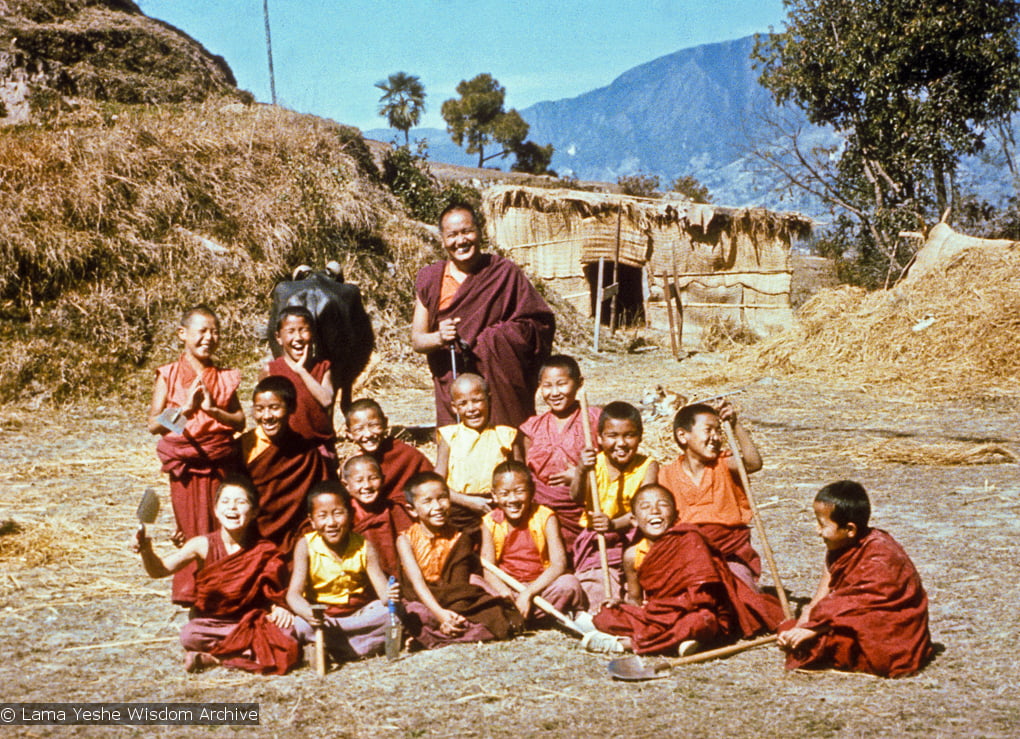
268 263 374 412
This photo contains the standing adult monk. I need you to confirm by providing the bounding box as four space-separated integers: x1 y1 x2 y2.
412 202 555 428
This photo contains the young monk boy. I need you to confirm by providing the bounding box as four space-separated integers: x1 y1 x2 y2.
345 398 434 509
589 484 782 655
519 355 600 555
133 474 299 674
435 373 524 529
341 455 413 579
572 401 658 609
147 305 245 605
658 401 764 588
262 306 336 462
777 481 934 677
241 376 333 551
480 461 587 623
397 472 523 649
286 483 399 665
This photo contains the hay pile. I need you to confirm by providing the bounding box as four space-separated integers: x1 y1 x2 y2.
0 98 438 403
837 439 1018 466
746 231 1020 396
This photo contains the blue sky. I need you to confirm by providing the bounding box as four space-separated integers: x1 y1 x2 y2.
138 1 787 131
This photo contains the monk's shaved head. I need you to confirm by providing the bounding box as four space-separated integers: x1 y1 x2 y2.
451 372 488 398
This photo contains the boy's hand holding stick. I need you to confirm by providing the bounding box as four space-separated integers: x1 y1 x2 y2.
721 419 792 620
579 391 613 599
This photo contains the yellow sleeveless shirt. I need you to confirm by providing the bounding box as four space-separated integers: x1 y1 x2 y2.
304 530 370 605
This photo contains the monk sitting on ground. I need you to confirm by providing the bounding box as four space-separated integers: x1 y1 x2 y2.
589 484 782 655
571 401 658 610
241 376 333 551
341 455 412 579
397 472 524 649
286 484 398 666
133 474 298 674
658 401 764 589
777 481 934 677
435 373 524 530
345 398 434 510
147 305 245 606
480 461 587 624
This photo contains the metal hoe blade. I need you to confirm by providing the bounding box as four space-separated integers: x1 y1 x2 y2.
136 488 160 525
607 655 671 682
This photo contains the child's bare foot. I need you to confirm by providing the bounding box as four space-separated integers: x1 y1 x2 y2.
183 651 220 673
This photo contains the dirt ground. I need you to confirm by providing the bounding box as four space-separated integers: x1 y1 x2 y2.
2 348 1019 738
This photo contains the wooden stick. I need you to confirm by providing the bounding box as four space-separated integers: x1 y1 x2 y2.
593 257 605 352
480 558 586 637
722 421 792 620
664 275 679 360
579 391 613 599
311 604 327 676
62 636 176 652
667 633 777 667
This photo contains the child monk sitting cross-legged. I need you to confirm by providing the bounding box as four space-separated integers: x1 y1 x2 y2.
132 474 299 674
777 481 934 677
397 472 524 649
480 461 587 624
589 484 783 655
286 482 398 666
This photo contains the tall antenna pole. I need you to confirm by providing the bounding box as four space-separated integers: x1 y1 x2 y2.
263 0 277 104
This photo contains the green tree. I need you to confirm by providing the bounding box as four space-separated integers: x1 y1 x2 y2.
617 173 659 198
511 141 556 175
376 72 426 147
753 0 1020 286
441 74 530 167
671 174 711 203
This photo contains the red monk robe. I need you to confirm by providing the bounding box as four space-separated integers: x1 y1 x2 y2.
781 528 933 677
658 452 761 579
155 357 241 605
520 404 601 555
403 528 524 649
265 356 335 446
182 532 299 675
351 496 412 579
416 253 555 428
371 437 434 509
242 427 332 551
593 525 783 655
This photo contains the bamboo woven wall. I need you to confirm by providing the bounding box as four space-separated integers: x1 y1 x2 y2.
482 185 812 345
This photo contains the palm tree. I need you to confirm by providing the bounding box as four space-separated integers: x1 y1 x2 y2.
375 72 426 147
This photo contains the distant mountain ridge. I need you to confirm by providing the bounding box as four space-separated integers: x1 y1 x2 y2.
367 35 828 213
366 34 1017 217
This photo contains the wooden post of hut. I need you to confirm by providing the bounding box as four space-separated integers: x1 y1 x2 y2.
609 206 622 334
594 257 605 352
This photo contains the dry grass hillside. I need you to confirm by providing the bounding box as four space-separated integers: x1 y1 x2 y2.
0 98 439 404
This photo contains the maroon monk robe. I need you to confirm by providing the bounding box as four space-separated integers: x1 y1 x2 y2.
191 532 299 675
405 529 524 643
242 428 333 552
416 253 555 428
155 359 241 606
781 528 933 677
696 523 762 578
351 497 412 579
372 437 434 509
265 356 335 445
520 405 601 554
593 525 783 655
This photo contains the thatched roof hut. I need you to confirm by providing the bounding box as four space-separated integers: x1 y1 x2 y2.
482 185 812 348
